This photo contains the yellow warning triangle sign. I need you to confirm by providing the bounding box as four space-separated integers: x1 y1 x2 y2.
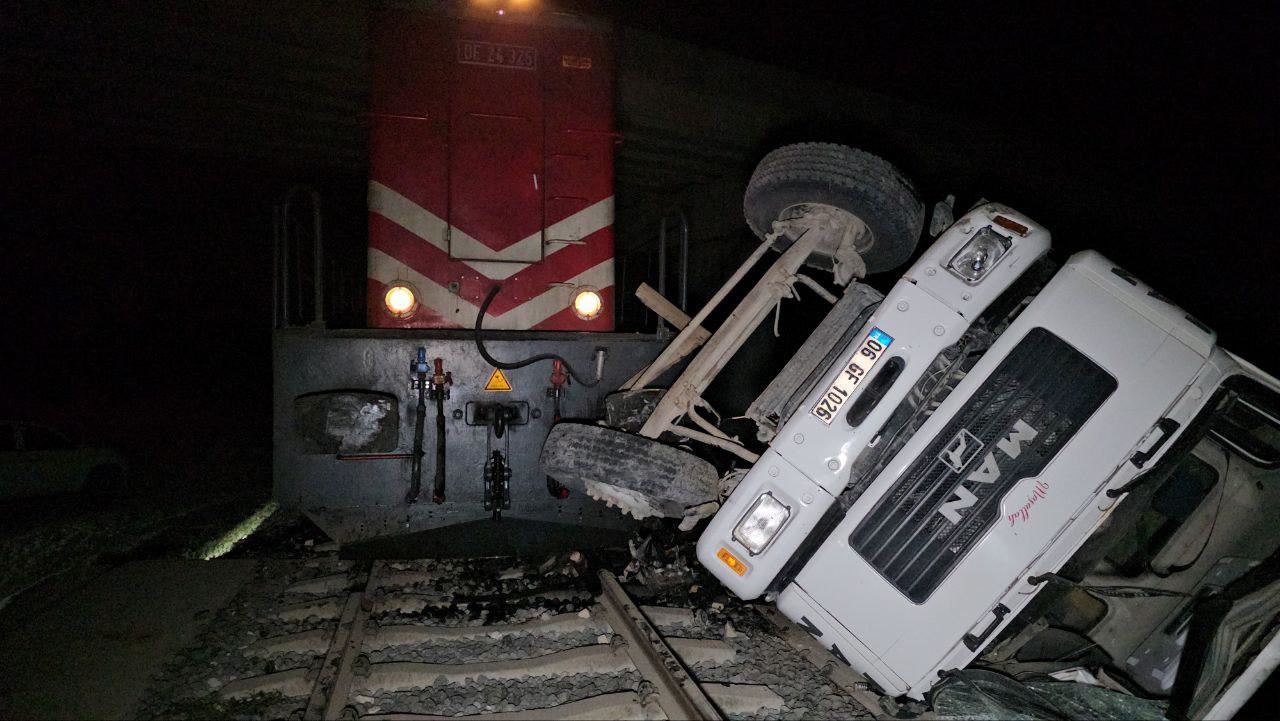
483 368 513 392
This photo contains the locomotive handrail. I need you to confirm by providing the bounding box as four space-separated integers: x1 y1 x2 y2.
657 209 689 314
616 209 690 335
273 186 324 329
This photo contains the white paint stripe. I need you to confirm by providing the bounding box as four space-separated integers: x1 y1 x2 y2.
369 247 480 326
368 248 614 329
448 227 539 263
368 182 614 274
446 195 614 263
463 260 530 281
498 258 615 329
533 196 616 259
367 181 449 254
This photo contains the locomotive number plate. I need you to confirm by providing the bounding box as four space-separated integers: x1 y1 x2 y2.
457 40 536 70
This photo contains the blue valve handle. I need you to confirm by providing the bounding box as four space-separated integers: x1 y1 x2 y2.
412 346 430 375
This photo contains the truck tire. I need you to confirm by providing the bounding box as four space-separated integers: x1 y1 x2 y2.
744 142 924 274
541 423 718 519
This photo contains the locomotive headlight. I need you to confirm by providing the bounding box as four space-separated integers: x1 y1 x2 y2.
384 282 418 318
571 287 603 321
946 226 1013 284
732 492 791 555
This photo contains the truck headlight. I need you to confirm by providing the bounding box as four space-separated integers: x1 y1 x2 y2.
946 226 1013 284
732 492 791 555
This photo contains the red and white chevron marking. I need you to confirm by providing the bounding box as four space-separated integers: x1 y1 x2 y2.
366 181 615 331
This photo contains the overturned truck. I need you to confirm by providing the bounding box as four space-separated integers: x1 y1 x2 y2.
544 143 1280 717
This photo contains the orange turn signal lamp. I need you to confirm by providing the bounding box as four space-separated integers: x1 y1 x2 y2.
717 547 748 576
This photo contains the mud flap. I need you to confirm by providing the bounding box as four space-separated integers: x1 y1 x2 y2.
541 423 718 519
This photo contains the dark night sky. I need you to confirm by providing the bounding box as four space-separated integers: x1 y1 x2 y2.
592 1 1273 140
2 1 1277 488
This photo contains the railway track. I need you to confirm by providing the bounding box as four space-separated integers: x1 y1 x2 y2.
140 555 879 720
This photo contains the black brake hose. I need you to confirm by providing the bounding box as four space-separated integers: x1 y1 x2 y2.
474 285 599 387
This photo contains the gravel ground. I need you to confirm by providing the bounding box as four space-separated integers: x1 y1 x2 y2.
354 670 646 717
365 557 598 628
704 629 874 720
126 527 877 721
221 509 332 559
646 608 874 720
0 489 268 610
630 544 876 721
366 627 610 664
134 552 607 719
1 499 1191 721
137 557 355 720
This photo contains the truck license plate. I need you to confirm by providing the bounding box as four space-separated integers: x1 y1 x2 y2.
810 328 894 425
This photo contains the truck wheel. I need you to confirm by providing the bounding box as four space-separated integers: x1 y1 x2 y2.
541 424 718 520
744 142 924 274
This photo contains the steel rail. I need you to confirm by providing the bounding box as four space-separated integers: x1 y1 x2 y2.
284 565 728 720
298 562 376 721
597 570 724 720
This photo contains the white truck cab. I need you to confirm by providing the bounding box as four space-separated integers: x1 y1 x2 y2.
545 142 1280 714
697 200 1280 704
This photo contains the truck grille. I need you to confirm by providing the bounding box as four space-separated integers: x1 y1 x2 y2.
849 327 1116 603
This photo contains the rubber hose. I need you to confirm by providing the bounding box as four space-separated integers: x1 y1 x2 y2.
474 285 600 387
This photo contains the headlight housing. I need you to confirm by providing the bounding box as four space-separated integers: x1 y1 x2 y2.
946 226 1013 284
571 286 604 320
732 492 791 555
384 282 419 319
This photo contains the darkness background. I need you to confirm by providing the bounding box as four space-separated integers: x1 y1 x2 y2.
2 0 1277 494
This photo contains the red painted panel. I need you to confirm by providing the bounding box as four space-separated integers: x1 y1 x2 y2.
449 20 544 258
371 11 448 118
369 115 447 227
448 113 543 258
367 11 615 331
542 23 613 260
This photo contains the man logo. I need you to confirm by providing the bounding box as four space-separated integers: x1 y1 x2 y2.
938 419 1039 525
939 429 983 472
